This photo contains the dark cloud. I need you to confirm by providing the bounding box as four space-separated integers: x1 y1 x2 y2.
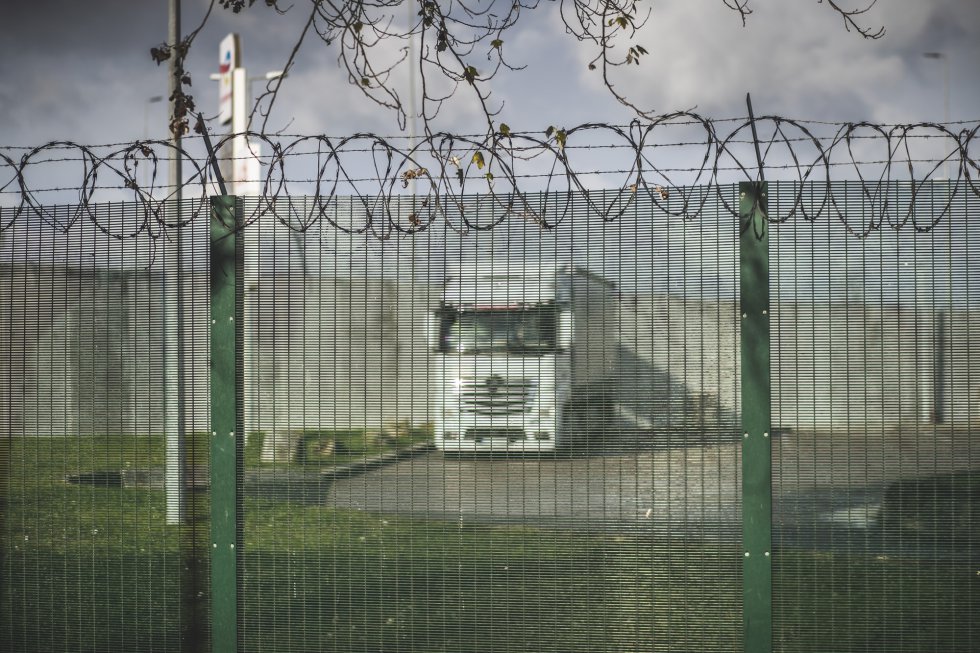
0 0 976 149
1 0 168 57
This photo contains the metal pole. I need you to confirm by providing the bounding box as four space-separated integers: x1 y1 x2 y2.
169 0 182 198
740 181 772 653
210 195 242 653
407 0 417 195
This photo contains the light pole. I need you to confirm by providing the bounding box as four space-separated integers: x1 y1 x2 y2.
922 51 950 180
143 95 164 141
247 70 286 112
142 96 164 191
164 0 187 526
922 51 951 424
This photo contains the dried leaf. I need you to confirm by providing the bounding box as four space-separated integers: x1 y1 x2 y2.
150 46 171 65
555 129 567 150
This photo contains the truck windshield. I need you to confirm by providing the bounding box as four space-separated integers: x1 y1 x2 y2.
439 306 557 354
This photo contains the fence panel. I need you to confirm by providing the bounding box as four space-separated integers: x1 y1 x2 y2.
3 181 977 652
1 201 212 652
769 181 980 651
237 190 744 652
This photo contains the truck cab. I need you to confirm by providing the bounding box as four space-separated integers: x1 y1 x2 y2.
432 265 616 453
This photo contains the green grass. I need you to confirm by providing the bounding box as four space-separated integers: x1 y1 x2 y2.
3 435 978 652
774 550 979 652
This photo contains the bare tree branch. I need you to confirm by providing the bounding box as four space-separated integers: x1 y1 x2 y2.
157 0 887 140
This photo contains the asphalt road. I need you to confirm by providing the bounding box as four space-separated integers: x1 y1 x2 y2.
324 443 742 535
300 429 977 555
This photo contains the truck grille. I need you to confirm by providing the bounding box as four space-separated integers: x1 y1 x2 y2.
458 376 535 416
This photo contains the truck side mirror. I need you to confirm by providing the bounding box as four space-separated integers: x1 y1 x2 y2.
558 310 573 351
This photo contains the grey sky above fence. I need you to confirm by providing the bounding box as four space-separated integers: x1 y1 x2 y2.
0 0 977 150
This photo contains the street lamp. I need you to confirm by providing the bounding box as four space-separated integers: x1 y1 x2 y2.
249 70 286 102
922 51 950 180
208 69 286 127
922 51 953 424
143 95 164 141
142 95 164 191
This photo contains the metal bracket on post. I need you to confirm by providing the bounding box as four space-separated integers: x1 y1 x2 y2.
740 181 772 653
210 195 241 653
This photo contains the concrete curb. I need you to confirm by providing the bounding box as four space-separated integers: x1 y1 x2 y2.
319 441 436 481
66 442 436 492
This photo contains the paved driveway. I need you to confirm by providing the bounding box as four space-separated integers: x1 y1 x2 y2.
324 442 743 535
315 428 976 549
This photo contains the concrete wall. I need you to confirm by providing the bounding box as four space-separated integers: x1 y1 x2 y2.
1 265 167 437
771 303 980 429
621 295 980 431
4 265 979 437
618 294 741 435
246 276 438 433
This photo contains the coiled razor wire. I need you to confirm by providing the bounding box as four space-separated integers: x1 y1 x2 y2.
1 113 978 240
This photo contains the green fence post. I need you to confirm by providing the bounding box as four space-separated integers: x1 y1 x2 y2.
210 195 242 653
740 181 772 652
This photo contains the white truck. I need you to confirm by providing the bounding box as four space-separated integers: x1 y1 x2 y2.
431 264 619 452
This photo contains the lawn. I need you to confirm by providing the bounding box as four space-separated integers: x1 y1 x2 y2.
2 435 977 652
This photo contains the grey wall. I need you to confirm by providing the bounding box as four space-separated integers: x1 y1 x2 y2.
4 265 978 437
246 276 438 433
776 304 980 429
1 265 167 437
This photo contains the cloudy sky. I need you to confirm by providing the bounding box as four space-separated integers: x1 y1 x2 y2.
2 1 977 302
1 0 977 148
0 1 976 226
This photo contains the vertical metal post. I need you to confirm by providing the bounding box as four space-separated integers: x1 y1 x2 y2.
210 195 242 653
740 181 772 652
934 309 946 423
165 0 186 526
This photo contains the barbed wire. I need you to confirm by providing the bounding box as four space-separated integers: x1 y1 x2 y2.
1 112 978 240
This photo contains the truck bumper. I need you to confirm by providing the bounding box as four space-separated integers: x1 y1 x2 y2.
435 416 559 453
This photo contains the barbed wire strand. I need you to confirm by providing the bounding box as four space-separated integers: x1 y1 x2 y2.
1 113 978 241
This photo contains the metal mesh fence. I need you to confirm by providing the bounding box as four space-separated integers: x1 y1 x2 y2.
1 182 977 652
769 182 979 651
238 189 743 651
1 201 212 652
